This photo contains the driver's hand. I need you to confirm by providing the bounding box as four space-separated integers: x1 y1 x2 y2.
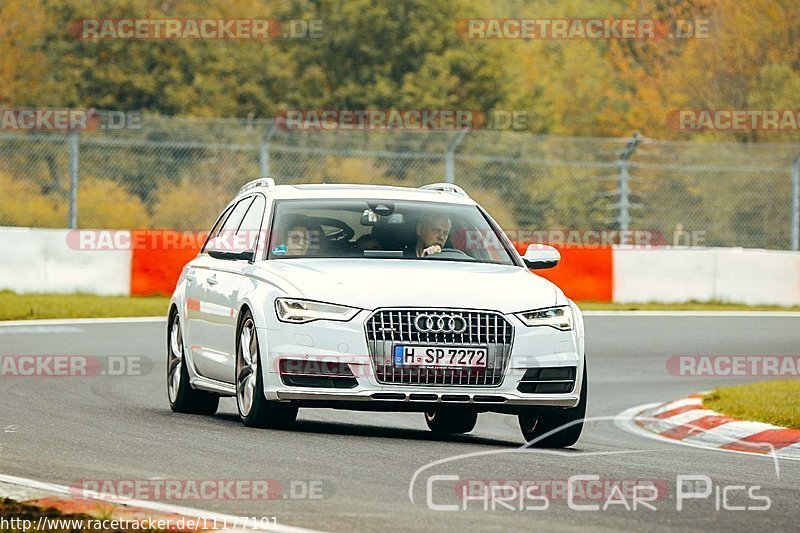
422 244 442 256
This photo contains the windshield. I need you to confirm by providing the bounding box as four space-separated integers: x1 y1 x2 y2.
267 199 517 265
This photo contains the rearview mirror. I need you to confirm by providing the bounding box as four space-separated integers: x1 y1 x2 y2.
522 244 560 269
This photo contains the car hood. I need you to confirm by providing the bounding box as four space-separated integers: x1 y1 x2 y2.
258 258 557 313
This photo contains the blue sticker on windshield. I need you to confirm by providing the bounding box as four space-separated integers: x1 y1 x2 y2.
272 245 287 256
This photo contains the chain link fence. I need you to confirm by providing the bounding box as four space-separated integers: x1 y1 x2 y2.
1 114 798 250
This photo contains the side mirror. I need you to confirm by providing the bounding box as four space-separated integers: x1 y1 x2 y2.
208 249 255 261
205 233 257 262
522 244 560 269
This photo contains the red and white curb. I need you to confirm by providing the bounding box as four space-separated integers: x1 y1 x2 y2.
617 394 800 461
0 473 322 532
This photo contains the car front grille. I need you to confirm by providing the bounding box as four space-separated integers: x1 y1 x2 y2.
365 308 513 386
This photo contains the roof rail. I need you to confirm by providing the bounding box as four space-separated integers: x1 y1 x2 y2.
238 177 276 195
419 182 469 197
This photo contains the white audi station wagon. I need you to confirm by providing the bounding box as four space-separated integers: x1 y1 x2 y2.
168 179 587 446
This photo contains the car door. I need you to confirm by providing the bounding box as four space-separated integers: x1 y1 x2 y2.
185 204 234 371
201 194 267 383
190 197 253 381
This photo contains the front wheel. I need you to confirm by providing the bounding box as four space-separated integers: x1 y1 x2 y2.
236 310 298 428
424 407 478 434
518 360 587 447
167 311 219 415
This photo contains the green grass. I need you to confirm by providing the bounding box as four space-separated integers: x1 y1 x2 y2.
703 380 800 429
0 290 169 321
577 300 800 312
0 291 798 321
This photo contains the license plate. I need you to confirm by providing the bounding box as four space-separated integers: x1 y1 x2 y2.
393 345 488 368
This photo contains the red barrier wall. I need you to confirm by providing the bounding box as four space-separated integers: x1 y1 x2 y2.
514 243 613 302
130 230 202 296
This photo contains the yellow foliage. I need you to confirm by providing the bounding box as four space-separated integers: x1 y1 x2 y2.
77 177 150 229
0 172 67 227
151 177 230 230
467 188 515 229
318 156 399 185
0 0 50 105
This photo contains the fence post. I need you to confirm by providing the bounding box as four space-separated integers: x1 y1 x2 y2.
68 131 80 229
616 133 640 231
792 155 799 251
260 120 278 178
444 129 469 184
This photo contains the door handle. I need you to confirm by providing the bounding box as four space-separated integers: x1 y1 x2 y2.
185 272 196 282
206 275 219 286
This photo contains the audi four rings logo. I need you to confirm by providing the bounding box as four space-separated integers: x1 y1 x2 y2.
414 313 467 333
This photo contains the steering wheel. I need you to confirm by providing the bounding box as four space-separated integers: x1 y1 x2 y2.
314 217 355 242
421 247 475 260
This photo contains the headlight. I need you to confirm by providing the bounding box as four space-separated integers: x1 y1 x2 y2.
515 306 573 331
275 298 360 324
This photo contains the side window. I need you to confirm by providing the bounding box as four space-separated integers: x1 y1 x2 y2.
202 197 253 254
221 197 253 235
237 195 266 234
201 205 234 253
236 195 266 251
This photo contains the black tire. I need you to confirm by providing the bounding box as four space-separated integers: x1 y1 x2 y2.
236 310 298 429
424 407 478 434
518 360 587 447
167 310 220 415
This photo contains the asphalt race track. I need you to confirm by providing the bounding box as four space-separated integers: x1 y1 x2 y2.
0 314 798 532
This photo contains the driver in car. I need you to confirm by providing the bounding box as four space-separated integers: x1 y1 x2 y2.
278 215 319 256
286 223 311 256
414 213 451 257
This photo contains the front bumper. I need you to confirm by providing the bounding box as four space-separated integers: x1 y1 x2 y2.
261 309 584 410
